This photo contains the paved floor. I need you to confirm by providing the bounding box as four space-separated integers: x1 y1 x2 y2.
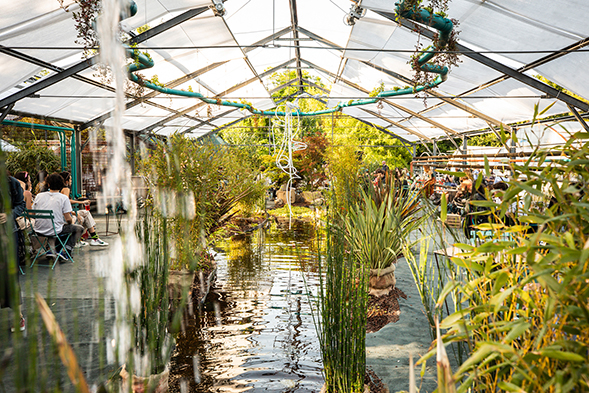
1 215 119 392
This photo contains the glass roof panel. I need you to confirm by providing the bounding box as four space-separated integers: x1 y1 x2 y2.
224 0 291 46
453 1 580 64
296 0 351 48
468 78 571 123
536 55 589 102
0 55 41 98
12 78 116 122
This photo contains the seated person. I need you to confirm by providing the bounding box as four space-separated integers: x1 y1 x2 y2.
14 171 34 210
59 172 108 246
372 168 385 188
32 173 84 260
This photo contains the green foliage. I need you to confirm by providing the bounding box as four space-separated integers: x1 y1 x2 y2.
345 179 429 272
468 132 502 147
138 134 265 269
326 144 361 211
427 107 589 392
5 141 61 189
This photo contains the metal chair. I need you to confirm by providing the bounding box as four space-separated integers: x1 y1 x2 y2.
23 209 74 269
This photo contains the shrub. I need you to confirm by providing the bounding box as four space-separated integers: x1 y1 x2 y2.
5 141 60 189
426 125 589 391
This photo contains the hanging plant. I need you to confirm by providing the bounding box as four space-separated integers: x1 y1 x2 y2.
398 0 461 93
72 0 101 53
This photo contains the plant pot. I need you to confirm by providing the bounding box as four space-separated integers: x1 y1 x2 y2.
368 265 396 297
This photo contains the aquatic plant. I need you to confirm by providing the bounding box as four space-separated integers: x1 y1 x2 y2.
346 179 429 273
139 134 265 269
315 220 369 393
421 108 589 391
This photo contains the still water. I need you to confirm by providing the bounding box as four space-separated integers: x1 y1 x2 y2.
172 219 324 392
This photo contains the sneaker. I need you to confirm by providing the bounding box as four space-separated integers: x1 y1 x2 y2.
75 241 89 248
89 238 108 246
11 316 25 333
57 250 72 261
45 250 57 259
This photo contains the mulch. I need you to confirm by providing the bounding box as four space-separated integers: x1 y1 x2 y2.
365 368 389 393
366 287 407 333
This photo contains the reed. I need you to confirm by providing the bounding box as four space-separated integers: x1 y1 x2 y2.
315 221 369 393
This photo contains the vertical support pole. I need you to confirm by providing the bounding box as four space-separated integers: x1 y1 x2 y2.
130 132 136 175
510 130 516 177
411 144 416 177
432 140 438 171
73 126 83 198
462 136 468 170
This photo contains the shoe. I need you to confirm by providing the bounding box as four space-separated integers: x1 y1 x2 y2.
11 316 25 333
75 241 89 248
45 250 57 259
57 250 72 261
89 238 108 246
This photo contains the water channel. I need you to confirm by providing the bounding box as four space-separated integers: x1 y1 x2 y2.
171 219 324 392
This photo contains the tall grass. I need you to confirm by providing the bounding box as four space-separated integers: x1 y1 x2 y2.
315 221 368 393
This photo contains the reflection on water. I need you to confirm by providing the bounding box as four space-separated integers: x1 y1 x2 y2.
172 219 323 392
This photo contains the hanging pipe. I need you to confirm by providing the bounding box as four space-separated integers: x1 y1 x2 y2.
124 2 454 117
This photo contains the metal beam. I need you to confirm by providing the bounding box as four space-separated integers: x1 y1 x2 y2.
289 0 304 95
268 79 299 95
360 59 515 133
396 36 589 121
301 59 461 142
351 115 414 151
81 61 228 129
0 43 225 130
244 27 292 54
137 59 296 134
376 10 589 112
567 104 589 133
181 108 239 135
296 26 510 136
302 79 330 94
0 6 210 109
360 107 432 142
0 104 14 123
297 25 514 133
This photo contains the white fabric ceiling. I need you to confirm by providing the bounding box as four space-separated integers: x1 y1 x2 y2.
1 0 588 143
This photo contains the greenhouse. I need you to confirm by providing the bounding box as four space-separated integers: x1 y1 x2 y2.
1 0 588 392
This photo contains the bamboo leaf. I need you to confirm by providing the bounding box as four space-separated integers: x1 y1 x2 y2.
538 101 556 116
441 193 447 222
498 381 526 392
539 350 585 362
503 322 530 344
484 156 490 176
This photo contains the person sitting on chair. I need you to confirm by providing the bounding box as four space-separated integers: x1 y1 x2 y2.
59 172 108 247
32 173 84 260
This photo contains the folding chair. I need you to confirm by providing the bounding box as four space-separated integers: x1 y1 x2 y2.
23 209 74 269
